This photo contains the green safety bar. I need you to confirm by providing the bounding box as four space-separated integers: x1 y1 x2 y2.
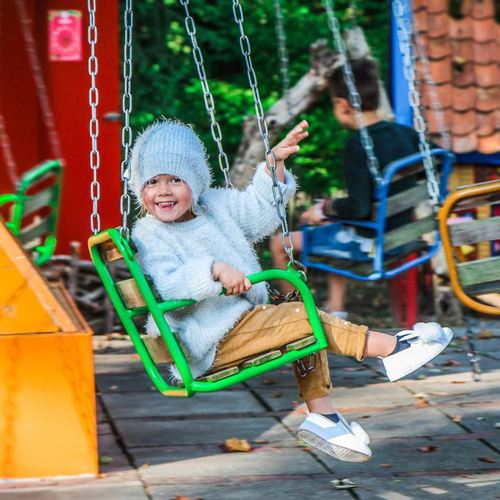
89 227 328 397
0 160 62 265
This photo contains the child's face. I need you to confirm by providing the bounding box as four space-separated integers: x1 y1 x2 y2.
142 174 194 223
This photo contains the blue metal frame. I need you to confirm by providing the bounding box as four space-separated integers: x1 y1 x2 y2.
390 0 413 127
301 149 455 281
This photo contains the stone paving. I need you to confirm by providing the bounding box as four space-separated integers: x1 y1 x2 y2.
1 321 499 499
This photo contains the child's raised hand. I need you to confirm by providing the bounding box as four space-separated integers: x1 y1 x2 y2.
272 120 309 163
266 120 309 182
212 262 252 296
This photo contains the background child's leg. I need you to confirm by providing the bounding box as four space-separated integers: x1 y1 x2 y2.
270 230 303 295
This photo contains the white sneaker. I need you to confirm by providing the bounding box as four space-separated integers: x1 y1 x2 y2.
297 412 372 462
383 322 454 382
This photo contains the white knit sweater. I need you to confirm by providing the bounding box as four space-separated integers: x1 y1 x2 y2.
132 163 296 378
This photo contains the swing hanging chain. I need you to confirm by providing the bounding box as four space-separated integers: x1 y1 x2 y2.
180 0 233 189
120 0 133 238
88 0 101 234
392 0 440 208
15 0 63 163
323 0 382 186
273 0 292 117
232 0 295 263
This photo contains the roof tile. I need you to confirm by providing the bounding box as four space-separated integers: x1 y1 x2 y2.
451 109 477 135
413 0 499 154
471 0 496 20
472 18 497 42
476 111 496 136
474 63 500 88
478 131 500 154
427 35 452 59
476 86 500 112
473 40 498 64
452 60 475 87
452 85 476 111
452 131 478 153
427 11 450 38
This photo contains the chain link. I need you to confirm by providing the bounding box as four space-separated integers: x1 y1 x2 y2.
232 0 295 263
273 0 291 117
120 0 133 238
323 0 382 186
179 0 233 188
392 0 440 207
88 0 101 234
15 0 63 162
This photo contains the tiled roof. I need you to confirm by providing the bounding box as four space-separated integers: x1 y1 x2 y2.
413 0 500 154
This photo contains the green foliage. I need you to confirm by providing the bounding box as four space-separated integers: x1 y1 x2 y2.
130 0 390 194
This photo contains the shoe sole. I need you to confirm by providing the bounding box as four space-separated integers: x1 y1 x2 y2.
297 429 371 462
387 328 453 382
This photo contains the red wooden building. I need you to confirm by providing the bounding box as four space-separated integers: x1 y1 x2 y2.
0 0 121 256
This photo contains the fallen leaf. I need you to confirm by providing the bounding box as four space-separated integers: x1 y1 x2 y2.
452 415 462 423
331 478 356 490
380 463 393 468
261 377 276 385
99 456 113 464
223 438 252 453
175 496 194 500
415 399 430 408
451 380 466 384
478 329 493 339
271 391 282 398
478 456 496 463
417 374 427 380
417 445 438 453
254 439 269 444
443 359 462 367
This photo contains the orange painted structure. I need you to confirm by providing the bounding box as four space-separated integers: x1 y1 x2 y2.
0 219 97 479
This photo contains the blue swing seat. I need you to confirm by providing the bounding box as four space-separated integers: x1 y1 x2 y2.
302 149 455 281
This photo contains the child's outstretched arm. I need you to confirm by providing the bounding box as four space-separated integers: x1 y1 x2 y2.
266 120 309 182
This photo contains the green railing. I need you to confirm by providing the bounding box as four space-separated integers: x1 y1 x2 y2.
0 160 62 265
89 227 328 397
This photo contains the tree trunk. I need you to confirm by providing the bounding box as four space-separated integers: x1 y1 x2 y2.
230 39 339 188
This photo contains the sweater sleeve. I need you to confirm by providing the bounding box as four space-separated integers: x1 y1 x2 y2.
209 162 297 242
132 222 222 302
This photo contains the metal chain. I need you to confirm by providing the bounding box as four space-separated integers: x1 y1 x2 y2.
413 23 451 150
179 0 233 188
273 0 292 117
88 0 101 234
323 0 382 186
232 0 294 263
392 0 440 207
15 0 63 162
120 0 133 238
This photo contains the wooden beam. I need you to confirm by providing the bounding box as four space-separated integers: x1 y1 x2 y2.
449 216 500 246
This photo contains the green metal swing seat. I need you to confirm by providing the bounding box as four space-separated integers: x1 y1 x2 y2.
88 227 328 397
0 160 62 266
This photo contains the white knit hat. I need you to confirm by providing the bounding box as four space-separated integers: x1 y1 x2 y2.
129 119 213 205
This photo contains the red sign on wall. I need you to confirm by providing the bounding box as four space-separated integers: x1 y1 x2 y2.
48 10 82 62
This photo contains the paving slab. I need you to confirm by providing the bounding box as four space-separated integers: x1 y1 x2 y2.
115 416 297 448
354 472 500 500
100 389 264 419
0 482 148 499
313 437 499 478
345 407 466 439
132 446 326 482
150 477 352 499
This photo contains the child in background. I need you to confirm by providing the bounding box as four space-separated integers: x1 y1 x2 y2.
130 118 453 463
271 58 420 319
